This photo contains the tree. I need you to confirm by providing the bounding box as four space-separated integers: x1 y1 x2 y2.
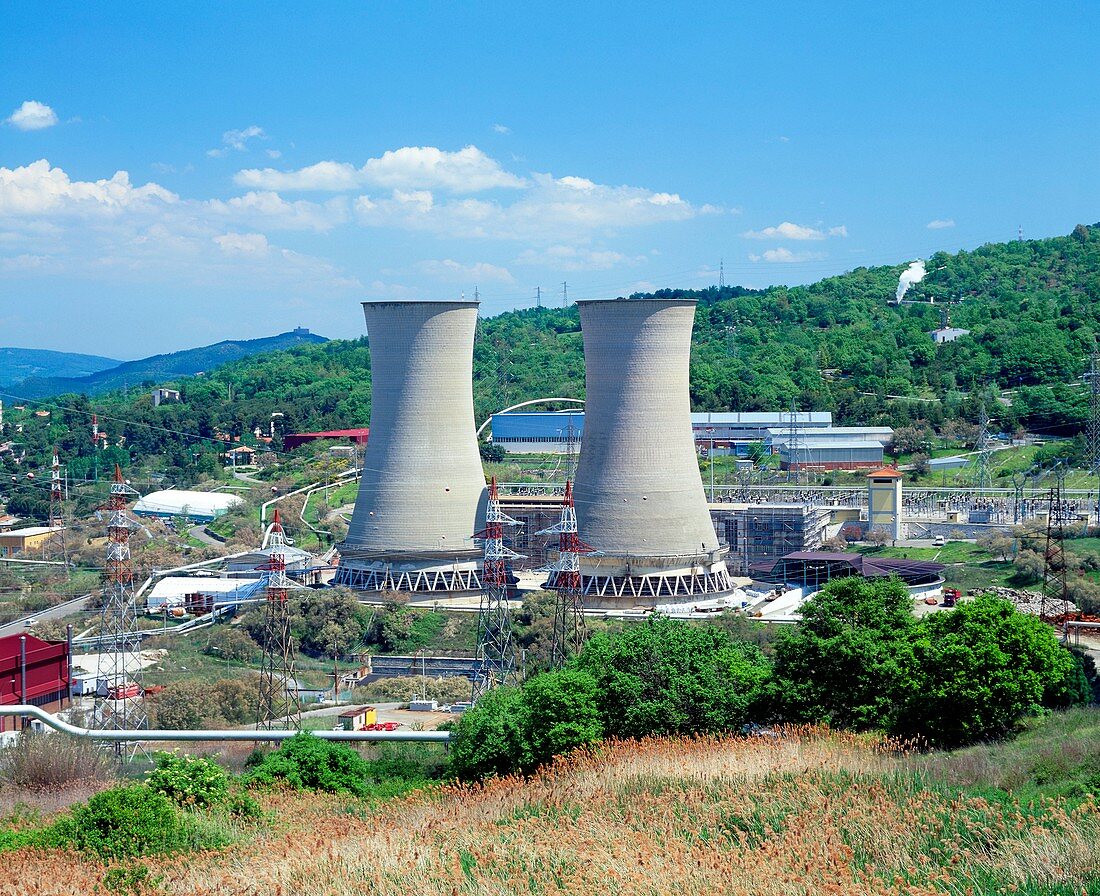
977 532 1016 563
448 686 530 780
521 670 603 768
768 577 917 731
896 596 1085 746
574 616 770 738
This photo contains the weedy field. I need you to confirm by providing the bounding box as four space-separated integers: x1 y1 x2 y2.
2 721 1097 896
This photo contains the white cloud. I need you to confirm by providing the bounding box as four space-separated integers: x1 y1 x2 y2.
0 159 177 216
203 191 348 231
515 245 644 271
492 123 511 134
927 218 955 229
237 145 527 193
354 171 709 241
0 253 49 271
265 149 282 159
208 125 266 157
418 259 516 284
5 101 59 131
828 225 848 237
743 222 832 241
214 232 269 256
748 247 826 263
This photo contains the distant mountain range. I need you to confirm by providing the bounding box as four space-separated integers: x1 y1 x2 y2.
0 347 120 388
3 329 329 399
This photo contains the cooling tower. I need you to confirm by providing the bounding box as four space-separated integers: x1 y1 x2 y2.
335 301 487 594
572 298 731 602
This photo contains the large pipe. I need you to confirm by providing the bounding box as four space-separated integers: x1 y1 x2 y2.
0 705 451 743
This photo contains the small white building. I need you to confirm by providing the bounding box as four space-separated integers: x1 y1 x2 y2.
145 575 264 610
930 327 970 344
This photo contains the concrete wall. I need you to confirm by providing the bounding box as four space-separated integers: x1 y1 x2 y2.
341 302 487 560
573 298 718 558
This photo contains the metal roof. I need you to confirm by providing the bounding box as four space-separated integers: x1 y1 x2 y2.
133 490 243 517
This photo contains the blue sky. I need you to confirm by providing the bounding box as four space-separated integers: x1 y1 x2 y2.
2 2 1098 358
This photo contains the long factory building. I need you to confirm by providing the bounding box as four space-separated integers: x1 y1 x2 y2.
490 410 891 470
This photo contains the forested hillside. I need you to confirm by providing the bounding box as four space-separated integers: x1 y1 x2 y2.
5 225 1099 486
0 348 119 387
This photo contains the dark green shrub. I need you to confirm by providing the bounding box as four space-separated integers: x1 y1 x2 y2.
448 686 530 781
42 785 220 859
244 734 373 795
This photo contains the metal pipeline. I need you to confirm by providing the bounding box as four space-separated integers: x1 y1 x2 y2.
0 705 451 744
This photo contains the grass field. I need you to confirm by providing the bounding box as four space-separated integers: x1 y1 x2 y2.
4 714 1097 895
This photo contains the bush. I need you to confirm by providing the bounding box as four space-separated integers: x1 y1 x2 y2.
146 751 230 809
897 596 1087 746
574 616 771 739
42 785 225 859
244 734 373 795
448 686 531 781
0 733 114 790
521 670 603 768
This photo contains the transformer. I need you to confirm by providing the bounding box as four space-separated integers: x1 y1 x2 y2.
572 298 732 602
335 301 487 594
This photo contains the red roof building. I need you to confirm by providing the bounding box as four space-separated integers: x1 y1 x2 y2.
284 428 370 451
0 633 70 732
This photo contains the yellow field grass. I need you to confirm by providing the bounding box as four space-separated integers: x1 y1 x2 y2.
2 729 1097 896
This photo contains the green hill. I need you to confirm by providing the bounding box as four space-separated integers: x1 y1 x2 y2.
11 329 329 400
6 225 1100 481
0 347 119 388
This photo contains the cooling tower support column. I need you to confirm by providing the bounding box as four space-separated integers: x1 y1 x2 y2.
335 301 488 595
573 298 732 604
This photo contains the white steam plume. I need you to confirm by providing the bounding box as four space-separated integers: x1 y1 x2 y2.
896 260 927 301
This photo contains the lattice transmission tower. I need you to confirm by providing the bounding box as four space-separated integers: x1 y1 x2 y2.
46 446 68 565
973 399 992 494
472 478 522 700
540 480 593 669
1040 476 1072 626
94 465 147 733
256 509 301 730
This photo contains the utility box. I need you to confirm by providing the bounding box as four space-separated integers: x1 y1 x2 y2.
408 699 438 712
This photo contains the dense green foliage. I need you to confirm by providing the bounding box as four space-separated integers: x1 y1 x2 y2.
574 616 771 738
769 580 1089 746
243 733 441 799
8 226 1100 504
448 670 604 780
41 785 228 859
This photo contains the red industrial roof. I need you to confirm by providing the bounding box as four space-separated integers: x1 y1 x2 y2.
866 467 904 479
293 429 370 438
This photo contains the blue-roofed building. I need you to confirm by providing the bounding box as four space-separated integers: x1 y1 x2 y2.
490 411 584 453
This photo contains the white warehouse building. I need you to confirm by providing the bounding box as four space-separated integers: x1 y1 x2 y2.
133 489 244 522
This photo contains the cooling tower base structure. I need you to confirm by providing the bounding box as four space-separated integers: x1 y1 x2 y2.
576 550 733 606
570 297 734 607
334 556 482 594
336 300 488 596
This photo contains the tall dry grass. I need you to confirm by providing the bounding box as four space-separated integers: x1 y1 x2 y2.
1 728 1096 896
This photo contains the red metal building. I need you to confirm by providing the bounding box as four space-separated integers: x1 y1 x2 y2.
0 633 70 731
283 428 369 451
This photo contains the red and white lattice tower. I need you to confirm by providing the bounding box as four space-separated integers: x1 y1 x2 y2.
46 446 68 564
539 480 594 669
472 478 523 699
94 464 147 732
256 509 301 729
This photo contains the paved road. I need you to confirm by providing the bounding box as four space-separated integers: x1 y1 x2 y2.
188 524 224 547
0 593 93 638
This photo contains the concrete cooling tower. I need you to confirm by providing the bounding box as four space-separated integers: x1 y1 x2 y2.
335 301 488 594
572 297 732 602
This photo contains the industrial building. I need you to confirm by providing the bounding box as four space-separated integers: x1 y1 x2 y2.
765 426 894 449
336 301 487 594
571 298 732 602
144 575 265 611
283 428 370 451
132 489 243 522
779 438 886 471
0 633 70 731
0 525 64 557
751 551 944 590
712 504 831 576
490 411 583 454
